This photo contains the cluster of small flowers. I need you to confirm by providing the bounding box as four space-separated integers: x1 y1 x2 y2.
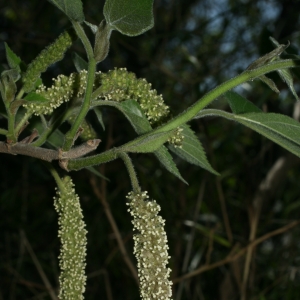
54 176 87 300
98 68 169 123
22 30 75 93
126 191 172 300
24 70 92 116
168 127 184 148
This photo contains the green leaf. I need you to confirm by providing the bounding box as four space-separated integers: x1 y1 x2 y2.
72 52 88 72
103 0 154 36
112 100 152 134
169 124 219 175
24 92 49 102
277 68 299 100
259 75 280 93
235 112 300 157
93 107 105 131
119 130 174 153
95 100 186 181
269 37 299 100
224 91 262 114
4 43 21 72
47 0 84 22
154 146 187 184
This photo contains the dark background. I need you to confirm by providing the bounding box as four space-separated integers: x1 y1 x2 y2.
1 0 300 299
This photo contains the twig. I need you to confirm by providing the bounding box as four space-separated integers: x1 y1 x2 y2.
90 176 139 284
0 139 100 162
173 220 300 284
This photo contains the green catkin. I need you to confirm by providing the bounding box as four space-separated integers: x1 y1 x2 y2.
23 70 96 115
22 29 76 93
126 191 173 300
97 68 170 124
54 176 87 300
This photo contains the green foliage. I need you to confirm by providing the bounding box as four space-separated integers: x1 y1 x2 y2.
225 91 262 114
234 112 300 158
47 0 85 22
104 0 154 36
1 0 300 299
169 124 219 175
4 42 22 72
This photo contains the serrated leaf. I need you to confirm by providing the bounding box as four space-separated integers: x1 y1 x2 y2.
234 112 300 157
47 0 84 22
24 92 49 102
224 91 262 114
93 107 105 131
97 99 185 181
120 130 174 153
154 146 187 184
103 0 154 36
169 124 219 175
72 52 88 72
4 43 21 72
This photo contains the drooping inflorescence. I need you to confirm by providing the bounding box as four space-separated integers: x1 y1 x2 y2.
54 176 87 300
97 68 170 124
23 70 92 115
126 191 172 300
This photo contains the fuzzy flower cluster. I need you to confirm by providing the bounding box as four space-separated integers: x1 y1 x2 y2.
22 30 76 93
168 127 184 148
24 70 94 116
98 68 169 123
126 191 172 300
54 176 87 300
24 70 87 115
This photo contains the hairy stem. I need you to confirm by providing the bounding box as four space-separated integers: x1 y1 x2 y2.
63 21 96 151
118 152 140 193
